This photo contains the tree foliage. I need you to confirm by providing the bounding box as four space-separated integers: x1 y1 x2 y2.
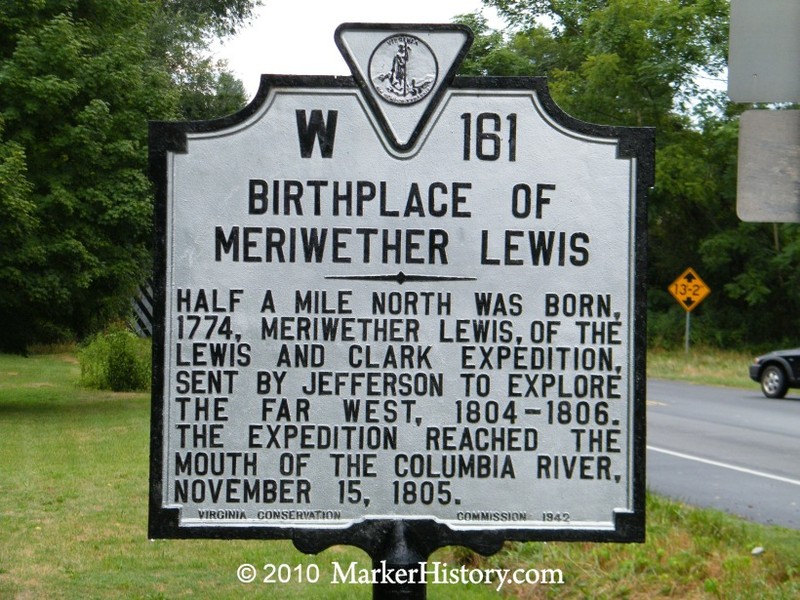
0 0 253 351
461 0 799 348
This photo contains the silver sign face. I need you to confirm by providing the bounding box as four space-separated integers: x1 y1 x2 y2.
149 24 650 542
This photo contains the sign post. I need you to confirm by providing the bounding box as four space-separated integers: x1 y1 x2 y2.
668 268 710 353
148 23 653 596
729 0 800 225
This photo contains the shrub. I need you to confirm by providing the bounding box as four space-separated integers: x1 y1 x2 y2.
79 327 151 392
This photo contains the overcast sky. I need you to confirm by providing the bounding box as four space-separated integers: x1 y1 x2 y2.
212 0 503 98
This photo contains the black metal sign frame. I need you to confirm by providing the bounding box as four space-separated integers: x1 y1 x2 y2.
148 24 652 567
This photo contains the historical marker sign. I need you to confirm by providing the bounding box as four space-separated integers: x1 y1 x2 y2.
149 24 652 550
668 268 710 313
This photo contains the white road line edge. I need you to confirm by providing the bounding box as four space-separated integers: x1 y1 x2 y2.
647 446 800 487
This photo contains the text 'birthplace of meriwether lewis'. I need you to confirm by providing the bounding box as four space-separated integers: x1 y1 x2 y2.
212 179 590 267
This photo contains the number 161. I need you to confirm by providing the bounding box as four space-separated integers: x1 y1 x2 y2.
461 112 517 161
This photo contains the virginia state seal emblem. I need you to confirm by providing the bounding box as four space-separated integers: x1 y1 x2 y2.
368 34 439 105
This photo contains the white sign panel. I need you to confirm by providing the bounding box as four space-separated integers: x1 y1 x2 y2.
149 24 650 545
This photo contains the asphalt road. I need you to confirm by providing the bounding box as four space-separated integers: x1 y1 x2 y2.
646 379 800 530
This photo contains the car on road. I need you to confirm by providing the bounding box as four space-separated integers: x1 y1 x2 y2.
749 349 800 398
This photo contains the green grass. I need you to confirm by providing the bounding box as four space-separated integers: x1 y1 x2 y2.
474 494 800 598
1 351 798 598
647 347 756 389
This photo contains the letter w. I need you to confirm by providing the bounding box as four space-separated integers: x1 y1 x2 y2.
296 109 338 158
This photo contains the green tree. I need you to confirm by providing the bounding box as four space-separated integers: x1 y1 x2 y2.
475 0 728 124
178 60 248 121
0 119 37 352
0 0 254 351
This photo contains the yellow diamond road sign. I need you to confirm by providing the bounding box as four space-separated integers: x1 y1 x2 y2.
669 268 711 312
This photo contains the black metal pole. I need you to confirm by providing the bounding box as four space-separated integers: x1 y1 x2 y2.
371 521 427 599
293 519 507 599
